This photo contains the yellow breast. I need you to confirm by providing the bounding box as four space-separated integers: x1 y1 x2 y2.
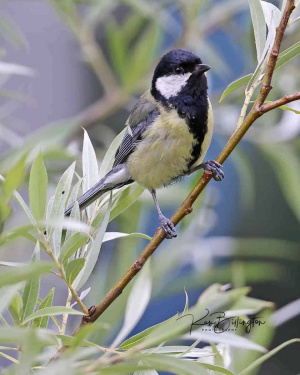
127 107 197 190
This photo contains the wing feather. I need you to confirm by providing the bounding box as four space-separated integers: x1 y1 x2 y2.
113 91 159 167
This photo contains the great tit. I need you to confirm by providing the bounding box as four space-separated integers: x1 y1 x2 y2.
65 49 224 238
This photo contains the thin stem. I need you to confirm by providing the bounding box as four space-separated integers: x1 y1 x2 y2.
40 230 89 315
60 289 72 335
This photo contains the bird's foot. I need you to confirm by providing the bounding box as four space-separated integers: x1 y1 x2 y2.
201 160 224 181
159 215 177 239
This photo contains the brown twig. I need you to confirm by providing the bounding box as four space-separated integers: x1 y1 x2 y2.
72 0 298 335
260 92 300 113
255 0 296 109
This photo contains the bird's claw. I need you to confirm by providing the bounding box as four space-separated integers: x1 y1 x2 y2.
202 160 224 181
159 215 177 239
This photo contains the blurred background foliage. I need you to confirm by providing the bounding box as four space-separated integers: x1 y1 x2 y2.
0 0 299 373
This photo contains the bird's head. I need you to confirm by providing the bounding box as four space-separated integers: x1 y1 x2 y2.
151 49 210 105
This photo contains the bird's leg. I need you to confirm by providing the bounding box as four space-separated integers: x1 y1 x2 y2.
188 160 224 181
150 189 177 239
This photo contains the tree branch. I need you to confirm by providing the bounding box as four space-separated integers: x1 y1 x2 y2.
260 92 300 113
255 0 296 109
72 0 298 335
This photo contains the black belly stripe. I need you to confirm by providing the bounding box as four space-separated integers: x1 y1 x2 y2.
167 75 209 169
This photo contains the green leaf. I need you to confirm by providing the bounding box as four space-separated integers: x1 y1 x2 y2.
21 242 40 323
120 286 250 350
0 285 21 314
22 306 83 324
111 261 152 348
0 61 34 76
219 74 252 102
72 321 109 346
103 232 151 242
275 41 300 70
260 144 300 221
56 334 97 348
277 104 300 114
9 291 22 326
241 338 300 374
59 233 89 263
32 288 55 328
0 326 57 346
99 128 126 178
109 183 145 222
64 258 85 285
249 0 266 61
98 353 235 375
49 162 76 256
82 129 99 218
74 194 113 290
0 155 26 221
66 201 81 241
29 152 48 221
0 262 54 288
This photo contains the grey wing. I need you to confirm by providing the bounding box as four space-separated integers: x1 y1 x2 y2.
113 92 159 168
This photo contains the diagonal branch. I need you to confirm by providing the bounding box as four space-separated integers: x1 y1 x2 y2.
72 0 298 334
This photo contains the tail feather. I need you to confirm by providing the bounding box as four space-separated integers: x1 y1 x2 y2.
64 164 132 216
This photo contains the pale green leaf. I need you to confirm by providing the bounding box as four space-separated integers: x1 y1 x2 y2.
59 233 89 263
82 129 99 218
275 41 300 70
0 174 35 225
66 201 81 241
0 327 55 346
0 285 21 314
0 61 34 76
184 329 266 353
111 261 152 348
29 152 48 221
260 144 300 221
103 232 151 242
219 74 252 102
263 101 300 114
141 353 235 375
0 155 26 221
120 287 251 350
249 0 266 61
241 338 300 374
22 306 83 324
32 288 55 328
74 194 113 290
49 162 76 256
0 262 53 288
9 291 22 325
56 334 97 348
21 242 40 323
109 183 145 222
64 258 85 285
99 128 126 178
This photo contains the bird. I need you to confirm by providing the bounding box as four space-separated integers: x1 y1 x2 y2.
65 49 224 239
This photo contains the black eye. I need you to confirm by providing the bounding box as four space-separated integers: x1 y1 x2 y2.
175 67 184 74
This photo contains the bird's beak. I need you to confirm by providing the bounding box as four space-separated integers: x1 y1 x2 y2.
194 64 211 75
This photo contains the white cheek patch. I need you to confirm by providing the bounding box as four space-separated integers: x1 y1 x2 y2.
156 73 192 99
